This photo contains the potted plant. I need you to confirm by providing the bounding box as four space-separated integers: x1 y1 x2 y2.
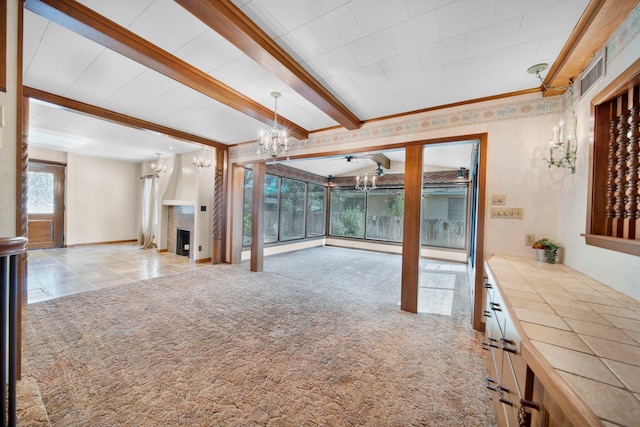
532 238 561 264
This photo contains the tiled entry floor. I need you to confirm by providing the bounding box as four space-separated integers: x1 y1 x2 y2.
27 243 208 303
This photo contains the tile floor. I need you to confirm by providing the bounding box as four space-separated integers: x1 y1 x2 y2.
27 243 209 303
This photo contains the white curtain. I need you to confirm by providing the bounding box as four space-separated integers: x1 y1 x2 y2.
140 175 158 249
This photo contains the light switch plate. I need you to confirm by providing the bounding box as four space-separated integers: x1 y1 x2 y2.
491 207 523 219
491 194 506 205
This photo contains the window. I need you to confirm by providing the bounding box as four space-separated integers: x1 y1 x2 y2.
421 186 467 249
587 63 640 257
264 174 279 243
27 170 55 214
306 183 326 237
242 169 253 246
329 189 365 238
365 189 403 242
280 178 306 241
242 169 327 246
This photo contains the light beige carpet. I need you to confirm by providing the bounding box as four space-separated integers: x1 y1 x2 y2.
22 247 496 426
16 376 51 426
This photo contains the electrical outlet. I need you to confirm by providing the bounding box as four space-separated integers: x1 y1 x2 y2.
525 234 535 246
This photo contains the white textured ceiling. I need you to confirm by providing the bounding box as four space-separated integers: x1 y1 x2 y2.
23 0 591 174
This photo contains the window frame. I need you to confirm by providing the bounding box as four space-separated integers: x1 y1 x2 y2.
584 58 640 257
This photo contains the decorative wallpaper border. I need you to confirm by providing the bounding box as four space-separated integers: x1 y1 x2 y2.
605 2 640 64
232 94 562 163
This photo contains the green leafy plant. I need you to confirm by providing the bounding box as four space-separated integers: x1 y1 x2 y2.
333 207 364 236
388 194 404 217
532 238 561 264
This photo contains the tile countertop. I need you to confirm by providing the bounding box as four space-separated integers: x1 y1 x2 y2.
486 255 640 427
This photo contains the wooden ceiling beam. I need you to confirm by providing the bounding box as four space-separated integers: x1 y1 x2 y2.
24 86 228 150
370 153 391 170
175 0 362 131
543 0 638 96
24 0 309 140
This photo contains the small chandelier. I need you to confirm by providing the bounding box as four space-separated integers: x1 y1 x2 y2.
355 163 383 192
257 92 288 160
150 153 166 174
193 150 211 168
355 173 376 192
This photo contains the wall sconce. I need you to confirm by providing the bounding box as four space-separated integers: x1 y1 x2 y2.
528 63 578 174
545 117 577 174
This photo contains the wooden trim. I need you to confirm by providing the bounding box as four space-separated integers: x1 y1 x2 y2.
23 86 229 150
582 233 640 256
176 0 360 131
0 237 27 258
521 341 603 426
63 239 137 248
400 145 422 313
196 257 212 264
585 58 640 256
0 0 6 92
543 0 638 96
472 134 487 331
26 157 65 166
250 162 265 272
23 0 308 140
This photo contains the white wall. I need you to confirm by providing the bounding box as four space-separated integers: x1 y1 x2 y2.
65 153 140 246
0 0 19 237
555 5 640 300
28 148 141 246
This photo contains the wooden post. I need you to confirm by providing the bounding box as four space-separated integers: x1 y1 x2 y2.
250 162 265 272
212 148 227 264
624 86 639 239
612 94 629 238
401 145 423 313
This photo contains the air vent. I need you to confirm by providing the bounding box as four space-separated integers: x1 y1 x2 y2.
579 47 606 97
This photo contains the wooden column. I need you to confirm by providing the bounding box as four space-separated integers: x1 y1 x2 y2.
212 147 227 264
401 145 423 313
250 162 265 272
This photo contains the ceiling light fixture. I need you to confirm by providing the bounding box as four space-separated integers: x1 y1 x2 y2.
456 167 468 182
193 150 211 168
355 163 383 192
150 153 167 174
257 92 289 161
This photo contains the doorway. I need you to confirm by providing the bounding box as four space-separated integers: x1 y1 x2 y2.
27 161 65 249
